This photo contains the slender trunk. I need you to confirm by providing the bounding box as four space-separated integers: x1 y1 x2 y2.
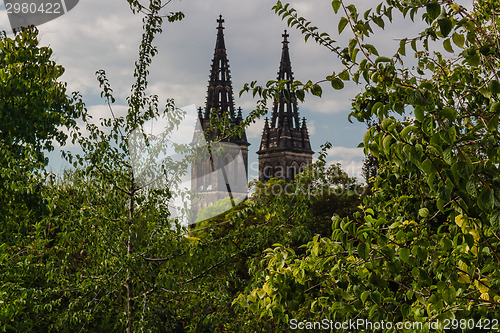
126 175 134 333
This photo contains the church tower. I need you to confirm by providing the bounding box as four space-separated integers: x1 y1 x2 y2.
191 16 249 223
257 31 313 182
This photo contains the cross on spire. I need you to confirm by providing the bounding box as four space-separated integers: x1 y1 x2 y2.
282 30 289 44
217 14 224 28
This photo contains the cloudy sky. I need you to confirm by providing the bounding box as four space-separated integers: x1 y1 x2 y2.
1 0 465 181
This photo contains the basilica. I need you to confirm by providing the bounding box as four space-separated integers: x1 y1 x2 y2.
191 16 313 221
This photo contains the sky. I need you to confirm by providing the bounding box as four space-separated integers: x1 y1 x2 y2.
0 0 457 182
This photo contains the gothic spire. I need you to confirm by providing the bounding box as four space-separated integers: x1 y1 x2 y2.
205 15 235 120
271 30 301 131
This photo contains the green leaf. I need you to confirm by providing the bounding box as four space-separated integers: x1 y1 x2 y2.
363 129 372 148
360 290 370 304
331 78 344 90
338 69 350 81
443 286 457 304
373 16 384 29
443 38 454 53
311 84 322 97
411 39 417 52
375 56 392 63
478 188 495 211
466 179 477 196
489 80 500 94
332 0 341 14
357 243 368 260
488 115 499 132
400 247 410 264
491 210 500 229
440 107 457 121
426 2 440 21
400 125 416 139
338 17 348 34
295 89 305 102
490 102 500 114
350 48 359 62
452 32 465 48
443 147 453 165
480 87 493 99
348 38 357 53
383 134 392 152
414 106 424 122
341 290 355 301
398 39 406 56
480 45 491 55
419 207 429 218
370 291 381 304
447 126 457 143
467 54 480 67
420 158 435 175
438 18 453 37
364 44 379 56
464 233 475 249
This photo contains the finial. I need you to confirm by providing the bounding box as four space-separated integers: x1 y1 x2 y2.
282 30 289 43
217 15 225 28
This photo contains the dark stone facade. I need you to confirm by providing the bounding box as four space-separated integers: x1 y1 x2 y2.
190 16 249 223
190 21 313 224
257 31 313 182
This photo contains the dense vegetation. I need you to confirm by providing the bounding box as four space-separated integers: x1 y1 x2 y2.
1 0 499 332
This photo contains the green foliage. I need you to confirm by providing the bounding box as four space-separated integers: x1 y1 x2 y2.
235 0 500 330
0 28 86 332
0 27 86 160
0 2 186 332
4 0 500 331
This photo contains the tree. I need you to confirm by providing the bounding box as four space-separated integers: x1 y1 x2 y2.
0 3 186 332
235 0 500 330
0 27 87 332
0 27 86 160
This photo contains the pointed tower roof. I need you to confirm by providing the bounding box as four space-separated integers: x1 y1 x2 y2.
271 30 301 131
196 16 248 148
205 15 235 121
259 30 312 156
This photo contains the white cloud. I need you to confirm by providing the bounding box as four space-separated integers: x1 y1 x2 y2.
247 117 265 139
87 104 129 122
322 146 366 181
329 160 364 181
307 120 316 135
304 97 351 114
326 146 364 161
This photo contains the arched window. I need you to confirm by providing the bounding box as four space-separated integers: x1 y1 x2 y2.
299 162 307 173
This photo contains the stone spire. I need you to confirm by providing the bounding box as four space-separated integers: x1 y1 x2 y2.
271 30 301 131
257 31 313 182
190 16 250 225
204 14 235 121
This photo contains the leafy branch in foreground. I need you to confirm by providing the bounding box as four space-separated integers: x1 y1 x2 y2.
235 0 500 330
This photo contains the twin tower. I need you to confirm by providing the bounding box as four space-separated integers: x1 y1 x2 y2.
191 16 313 219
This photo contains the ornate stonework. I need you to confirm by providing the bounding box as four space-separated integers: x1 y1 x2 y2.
257 31 313 182
191 16 249 223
